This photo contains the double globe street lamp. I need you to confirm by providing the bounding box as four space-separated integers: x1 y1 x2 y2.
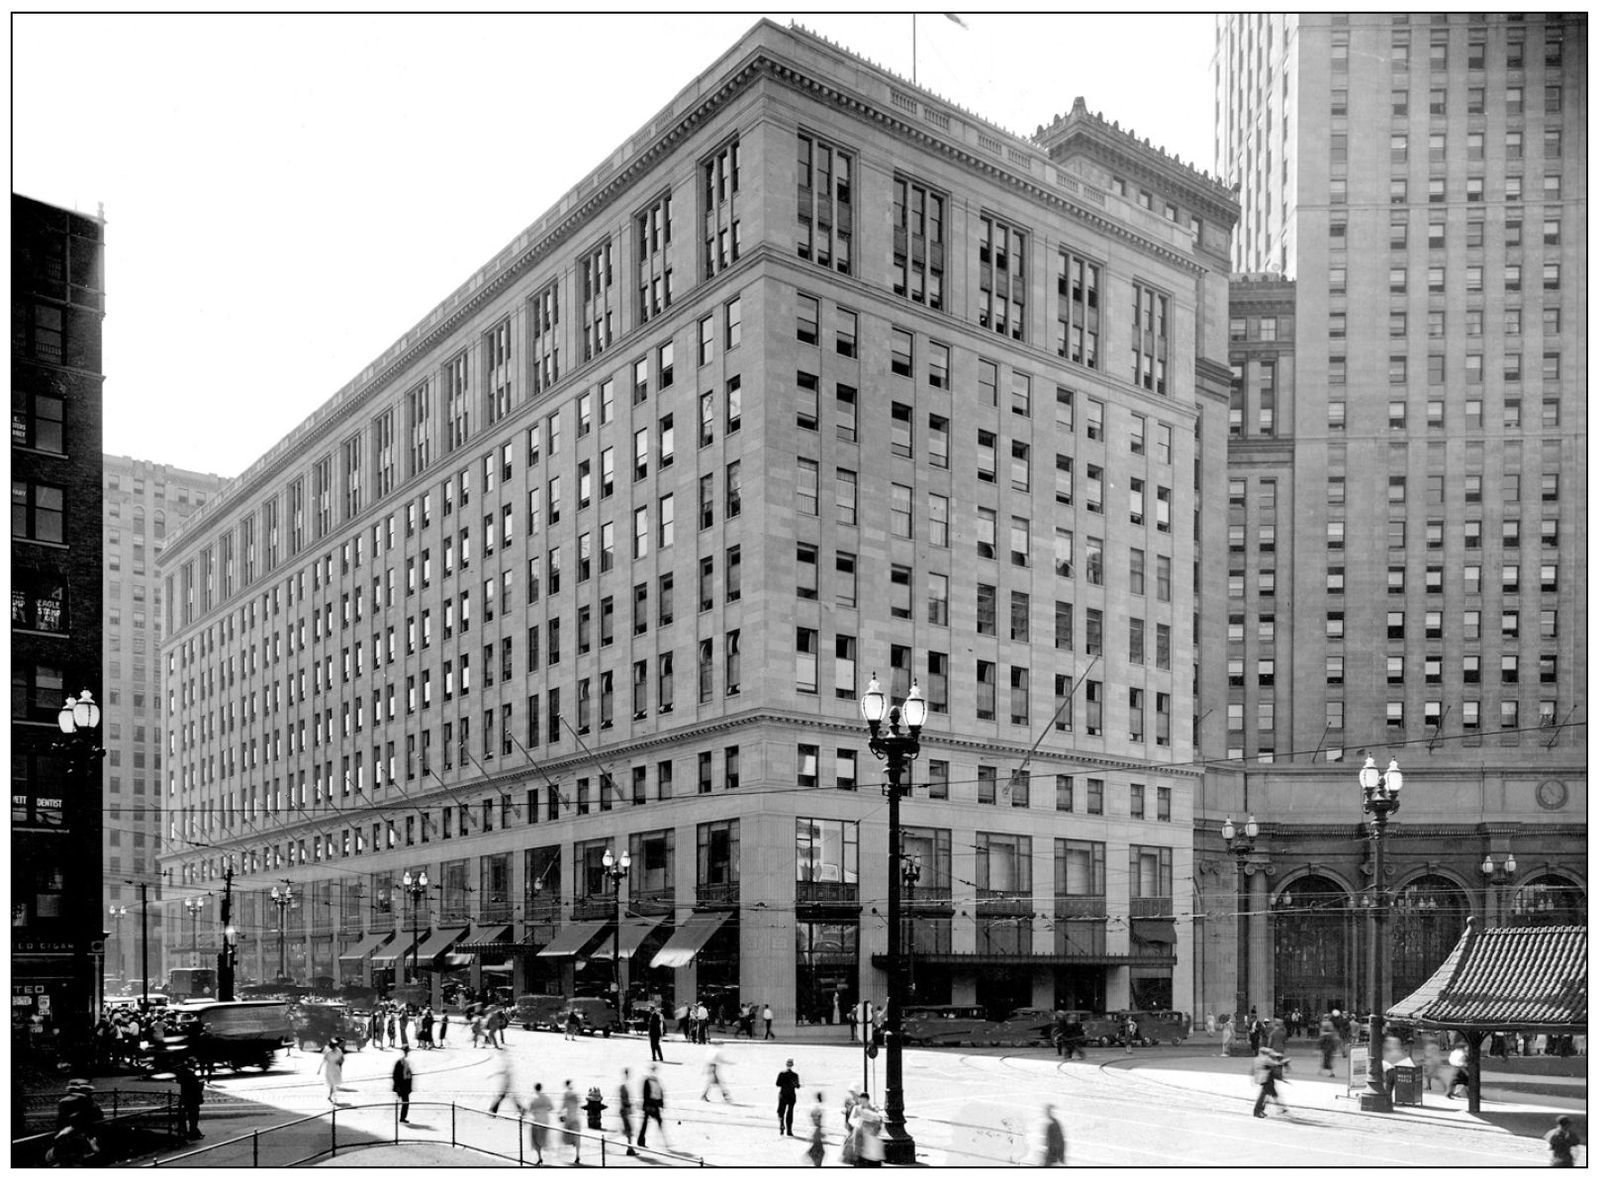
1220 815 1259 1026
57 690 105 1017
402 870 430 985
270 881 295 981
1357 754 1404 1114
601 848 633 1025
859 674 926 1166
184 897 208 966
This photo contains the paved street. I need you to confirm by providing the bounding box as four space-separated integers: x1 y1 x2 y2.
132 1026 1581 1168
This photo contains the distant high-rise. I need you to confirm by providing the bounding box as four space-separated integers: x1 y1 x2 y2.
1200 13 1586 1023
12 193 106 1035
101 457 228 990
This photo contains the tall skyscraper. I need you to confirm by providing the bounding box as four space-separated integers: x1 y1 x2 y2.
156 20 1238 1027
1202 13 1586 1023
12 193 107 1037
101 457 228 991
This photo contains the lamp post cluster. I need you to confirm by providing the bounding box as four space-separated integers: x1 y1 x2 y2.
270 880 295 981
1220 815 1259 1024
402 870 430 985
860 674 926 1166
602 848 633 1024
1357 754 1404 1114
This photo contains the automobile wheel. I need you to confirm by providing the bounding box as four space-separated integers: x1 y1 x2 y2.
602 1027 612 1039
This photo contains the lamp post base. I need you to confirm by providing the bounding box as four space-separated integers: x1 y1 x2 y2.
881 1123 917 1165
1356 1087 1395 1113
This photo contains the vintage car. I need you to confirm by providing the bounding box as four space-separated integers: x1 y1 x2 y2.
1081 1013 1126 1047
978 1008 1061 1048
902 1004 989 1047
288 1002 370 1051
550 996 620 1037
161 1001 292 1071
514 994 568 1031
1129 1010 1190 1046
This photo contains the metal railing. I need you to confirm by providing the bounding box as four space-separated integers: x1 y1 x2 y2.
13 1091 180 1167
148 1101 705 1168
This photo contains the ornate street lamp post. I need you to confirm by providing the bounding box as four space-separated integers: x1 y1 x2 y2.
109 905 129 985
1357 754 1403 1114
860 674 926 1166
56 690 104 1021
270 881 295 981
402 871 429 985
184 896 207 967
602 848 633 1024
1221 816 1258 1024
1481 852 1517 926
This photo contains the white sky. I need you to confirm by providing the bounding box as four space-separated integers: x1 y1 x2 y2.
13 11 1218 480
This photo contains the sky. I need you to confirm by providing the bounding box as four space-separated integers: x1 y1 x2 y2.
13 11 1219 481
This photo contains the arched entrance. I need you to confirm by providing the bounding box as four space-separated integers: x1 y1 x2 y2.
1389 875 1469 1001
1273 874 1351 1022
1510 875 1586 926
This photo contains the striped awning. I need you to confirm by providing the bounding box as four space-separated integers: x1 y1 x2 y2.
650 911 731 969
456 923 514 954
369 931 419 966
415 926 468 963
535 918 609 960
338 933 390 963
1387 923 1587 1033
612 915 669 960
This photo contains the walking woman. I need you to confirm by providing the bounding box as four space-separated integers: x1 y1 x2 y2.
319 1038 346 1104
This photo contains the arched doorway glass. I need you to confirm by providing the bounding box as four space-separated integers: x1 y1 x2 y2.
1273 874 1350 1023
1389 875 1469 1000
1510 876 1586 926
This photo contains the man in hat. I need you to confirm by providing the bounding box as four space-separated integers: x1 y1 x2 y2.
173 1060 205 1140
775 1057 801 1135
1544 1115 1581 1167
54 1080 104 1159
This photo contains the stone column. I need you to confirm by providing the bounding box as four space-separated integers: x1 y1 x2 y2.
1246 862 1274 1015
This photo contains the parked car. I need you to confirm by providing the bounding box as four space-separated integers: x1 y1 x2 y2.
161 1000 292 1071
289 1002 370 1051
903 1004 990 1047
514 994 568 1031
1129 1010 1190 1046
551 996 620 1037
978 1008 1060 1048
1081 1014 1125 1047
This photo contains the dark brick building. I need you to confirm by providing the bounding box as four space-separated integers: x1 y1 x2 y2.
12 193 107 1038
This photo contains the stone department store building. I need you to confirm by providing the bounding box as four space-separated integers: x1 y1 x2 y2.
157 20 1239 1027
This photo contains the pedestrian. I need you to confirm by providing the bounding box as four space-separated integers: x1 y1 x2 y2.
488 1049 518 1115
392 1049 413 1123
763 1003 775 1040
386 1011 397 1049
1248 1011 1266 1053
490 1007 507 1049
438 1010 449 1047
1269 1017 1288 1056
1122 1014 1138 1053
702 1049 732 1103
647 1006 665 1062
1490 1031 1507 1061
418 1007 434 1050
806 1092 827 1166
583 1087 606 1131
173 1060 204 1141
697 1001 711 1044
1447 1041 1470 1099
776 1057 801 1135
849 1094 884 1166
561 1081 583 1163
1251 1045 1291 1118
527 1083 553 1165
1205 1012 1216 1038
841 1088 859 1132
319 1038 345 1103
847 1007 858 1043
676 1004 691 1041
1318 1015 1339 1077
637 1065 667 1149
617 1069 636 1156
1041 1103 1066 1166
1544 1116 1581 1167
565 1006 581 1041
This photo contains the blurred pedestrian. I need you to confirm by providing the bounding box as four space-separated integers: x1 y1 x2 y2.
617 1069 635 1156
637 1065 667 1149
391 1049 413 1123
527 1083 553 1165
1447 1042 1470 1099
1544 1115 1580 1167
849 1094 884 1166
1318 1015 1339 1077
702 1049 732 1103
561 1081 582 1163
1041 1103 1065 1165
806 1092 826 1166
647 1006 665 1062
1219 1014 1234 1057
319 1038 346 1103
676 1004 691 1041
438 1011 449 1047
776 1058 800 1135
1252 1046 1291 1118
1269 1017 1288 1056
488 1049 518 1115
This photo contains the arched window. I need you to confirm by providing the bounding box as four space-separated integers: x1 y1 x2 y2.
1390 875 1469 998
1273 874 1351 1020
1510 876 1585 926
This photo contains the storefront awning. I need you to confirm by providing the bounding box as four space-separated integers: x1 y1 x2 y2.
612 915 669 960
651 911 731 969
415 926 468 963
456 923 514 953
369 931 419 966
535 918 610 960
338 933 391 963
1131 920 1177 945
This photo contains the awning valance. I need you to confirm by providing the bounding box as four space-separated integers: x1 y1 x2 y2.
536 918 610 960
457 923 514 953
651 912 732 969
613 915 669 960
415 926 468 963
1131 920 1178 945
338 933 390 963
369 931 419 966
